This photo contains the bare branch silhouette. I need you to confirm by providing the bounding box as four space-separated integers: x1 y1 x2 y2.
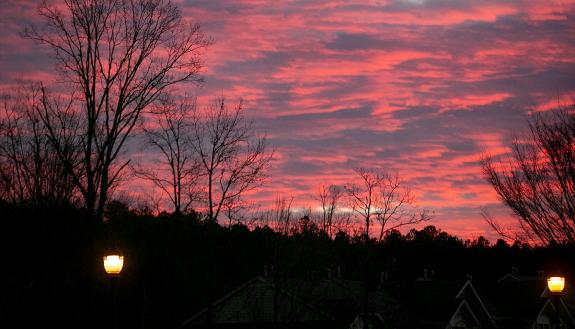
189 97 273 222
133 96 201 214
24 0 210 219
482 101 575 245
374 173 431 242
316 184 344 238
345 168 386 238
345 168 430 239
0 86 79 207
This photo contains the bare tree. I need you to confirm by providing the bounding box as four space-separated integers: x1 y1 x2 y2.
345 168 429 240
480 206 533 243
331 210 354 236
482 102 575 245
345 168 429 329
0 86 78 207
316 184 344 238
271 195 294 235
345 168 386 238
374 173 431 241
189 97 273 223
222 195 255 226
24 0 210 220
133 97 200 215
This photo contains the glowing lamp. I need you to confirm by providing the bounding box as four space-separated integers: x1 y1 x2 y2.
547 276 565 294
103 255 124 276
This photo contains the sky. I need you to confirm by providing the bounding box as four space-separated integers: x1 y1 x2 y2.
1 0 575 239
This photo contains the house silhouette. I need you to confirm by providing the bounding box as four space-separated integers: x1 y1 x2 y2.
183 269 575 329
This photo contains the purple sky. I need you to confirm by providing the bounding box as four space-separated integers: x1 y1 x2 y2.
1 0 575 238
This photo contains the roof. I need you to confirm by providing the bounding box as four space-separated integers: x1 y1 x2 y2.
182 276 336 327
454 276 575 328
397 279 463 325
182 273 575 329
349 313 386 329
449 300 481 328
310 277 363 303
482 279 546 322
456 280 497 328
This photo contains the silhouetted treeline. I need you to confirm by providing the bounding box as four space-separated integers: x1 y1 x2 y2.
1 201 573 329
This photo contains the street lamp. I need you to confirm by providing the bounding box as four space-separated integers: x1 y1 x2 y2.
103 255 124 276
547 276 565 329
104 253 124 329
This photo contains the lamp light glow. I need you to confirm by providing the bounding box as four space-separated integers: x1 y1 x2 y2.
547 276 565 294
103 255 124 276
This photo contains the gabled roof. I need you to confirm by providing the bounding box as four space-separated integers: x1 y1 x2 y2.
496 273 520 283
182 276 336 327
449 300 481 328
311 277 363 303
457 276 575 328
349 312 385 329
538 282 575 326
455 280 497 328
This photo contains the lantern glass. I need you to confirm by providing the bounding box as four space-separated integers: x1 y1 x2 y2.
547 276 565 294
103 255 124 276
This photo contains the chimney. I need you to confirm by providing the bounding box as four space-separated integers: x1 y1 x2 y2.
466 274 473 281
380 271 389 284
327 268 332 279
511 266 519 276
423 269 429 280
264 265 268 277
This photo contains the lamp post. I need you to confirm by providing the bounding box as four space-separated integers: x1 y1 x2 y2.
104 254 124 329
547 276 565 329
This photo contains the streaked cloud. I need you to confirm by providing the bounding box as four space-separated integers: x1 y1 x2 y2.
1 0 574 238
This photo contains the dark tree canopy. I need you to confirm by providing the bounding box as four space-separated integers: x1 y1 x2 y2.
3 200 572 329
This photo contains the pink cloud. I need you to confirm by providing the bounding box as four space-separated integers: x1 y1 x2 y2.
2 0 575 239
